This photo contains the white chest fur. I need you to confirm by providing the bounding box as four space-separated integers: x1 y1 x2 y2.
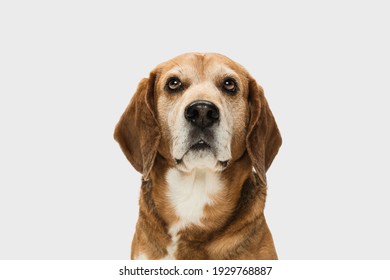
163 168 222 259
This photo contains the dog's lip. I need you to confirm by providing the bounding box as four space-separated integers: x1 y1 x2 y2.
190 139 211 150
175 158 230 169
174 139 211 164
174 140 231 169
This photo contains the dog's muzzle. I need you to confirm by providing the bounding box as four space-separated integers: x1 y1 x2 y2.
175 100 229 171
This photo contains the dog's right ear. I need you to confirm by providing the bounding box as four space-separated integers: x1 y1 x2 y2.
114 73 160 181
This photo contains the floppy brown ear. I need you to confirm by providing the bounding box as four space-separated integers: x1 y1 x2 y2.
114 73 160 181
246 78 282 185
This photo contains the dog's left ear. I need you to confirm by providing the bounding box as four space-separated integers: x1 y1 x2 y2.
114 72 160 181
246 78 282 185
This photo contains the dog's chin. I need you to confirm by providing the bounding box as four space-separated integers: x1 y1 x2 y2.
175 149 229 173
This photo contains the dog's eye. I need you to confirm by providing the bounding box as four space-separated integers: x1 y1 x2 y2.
166 77 183 92
222 78 238 94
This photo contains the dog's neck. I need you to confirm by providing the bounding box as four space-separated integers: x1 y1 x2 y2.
165 168 222 226
149 153 254 233
136 152 267 259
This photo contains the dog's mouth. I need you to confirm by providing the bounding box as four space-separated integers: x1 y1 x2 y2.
175 139 211 164
174 139 229 170
189 139 211 151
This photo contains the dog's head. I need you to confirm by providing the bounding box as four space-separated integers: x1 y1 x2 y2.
114 53 281 184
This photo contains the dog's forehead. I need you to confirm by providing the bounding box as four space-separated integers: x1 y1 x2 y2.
155 53 247 81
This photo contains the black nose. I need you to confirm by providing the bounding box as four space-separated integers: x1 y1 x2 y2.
185 100 220 128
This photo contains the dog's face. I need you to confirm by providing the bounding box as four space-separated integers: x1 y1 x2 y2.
114 53 281 183
155 53 249 172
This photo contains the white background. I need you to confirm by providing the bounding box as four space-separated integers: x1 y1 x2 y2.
0 0 389 259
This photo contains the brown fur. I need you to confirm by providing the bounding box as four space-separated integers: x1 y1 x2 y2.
114 53 282 259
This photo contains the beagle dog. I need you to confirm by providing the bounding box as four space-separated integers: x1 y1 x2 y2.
114 53 282 260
